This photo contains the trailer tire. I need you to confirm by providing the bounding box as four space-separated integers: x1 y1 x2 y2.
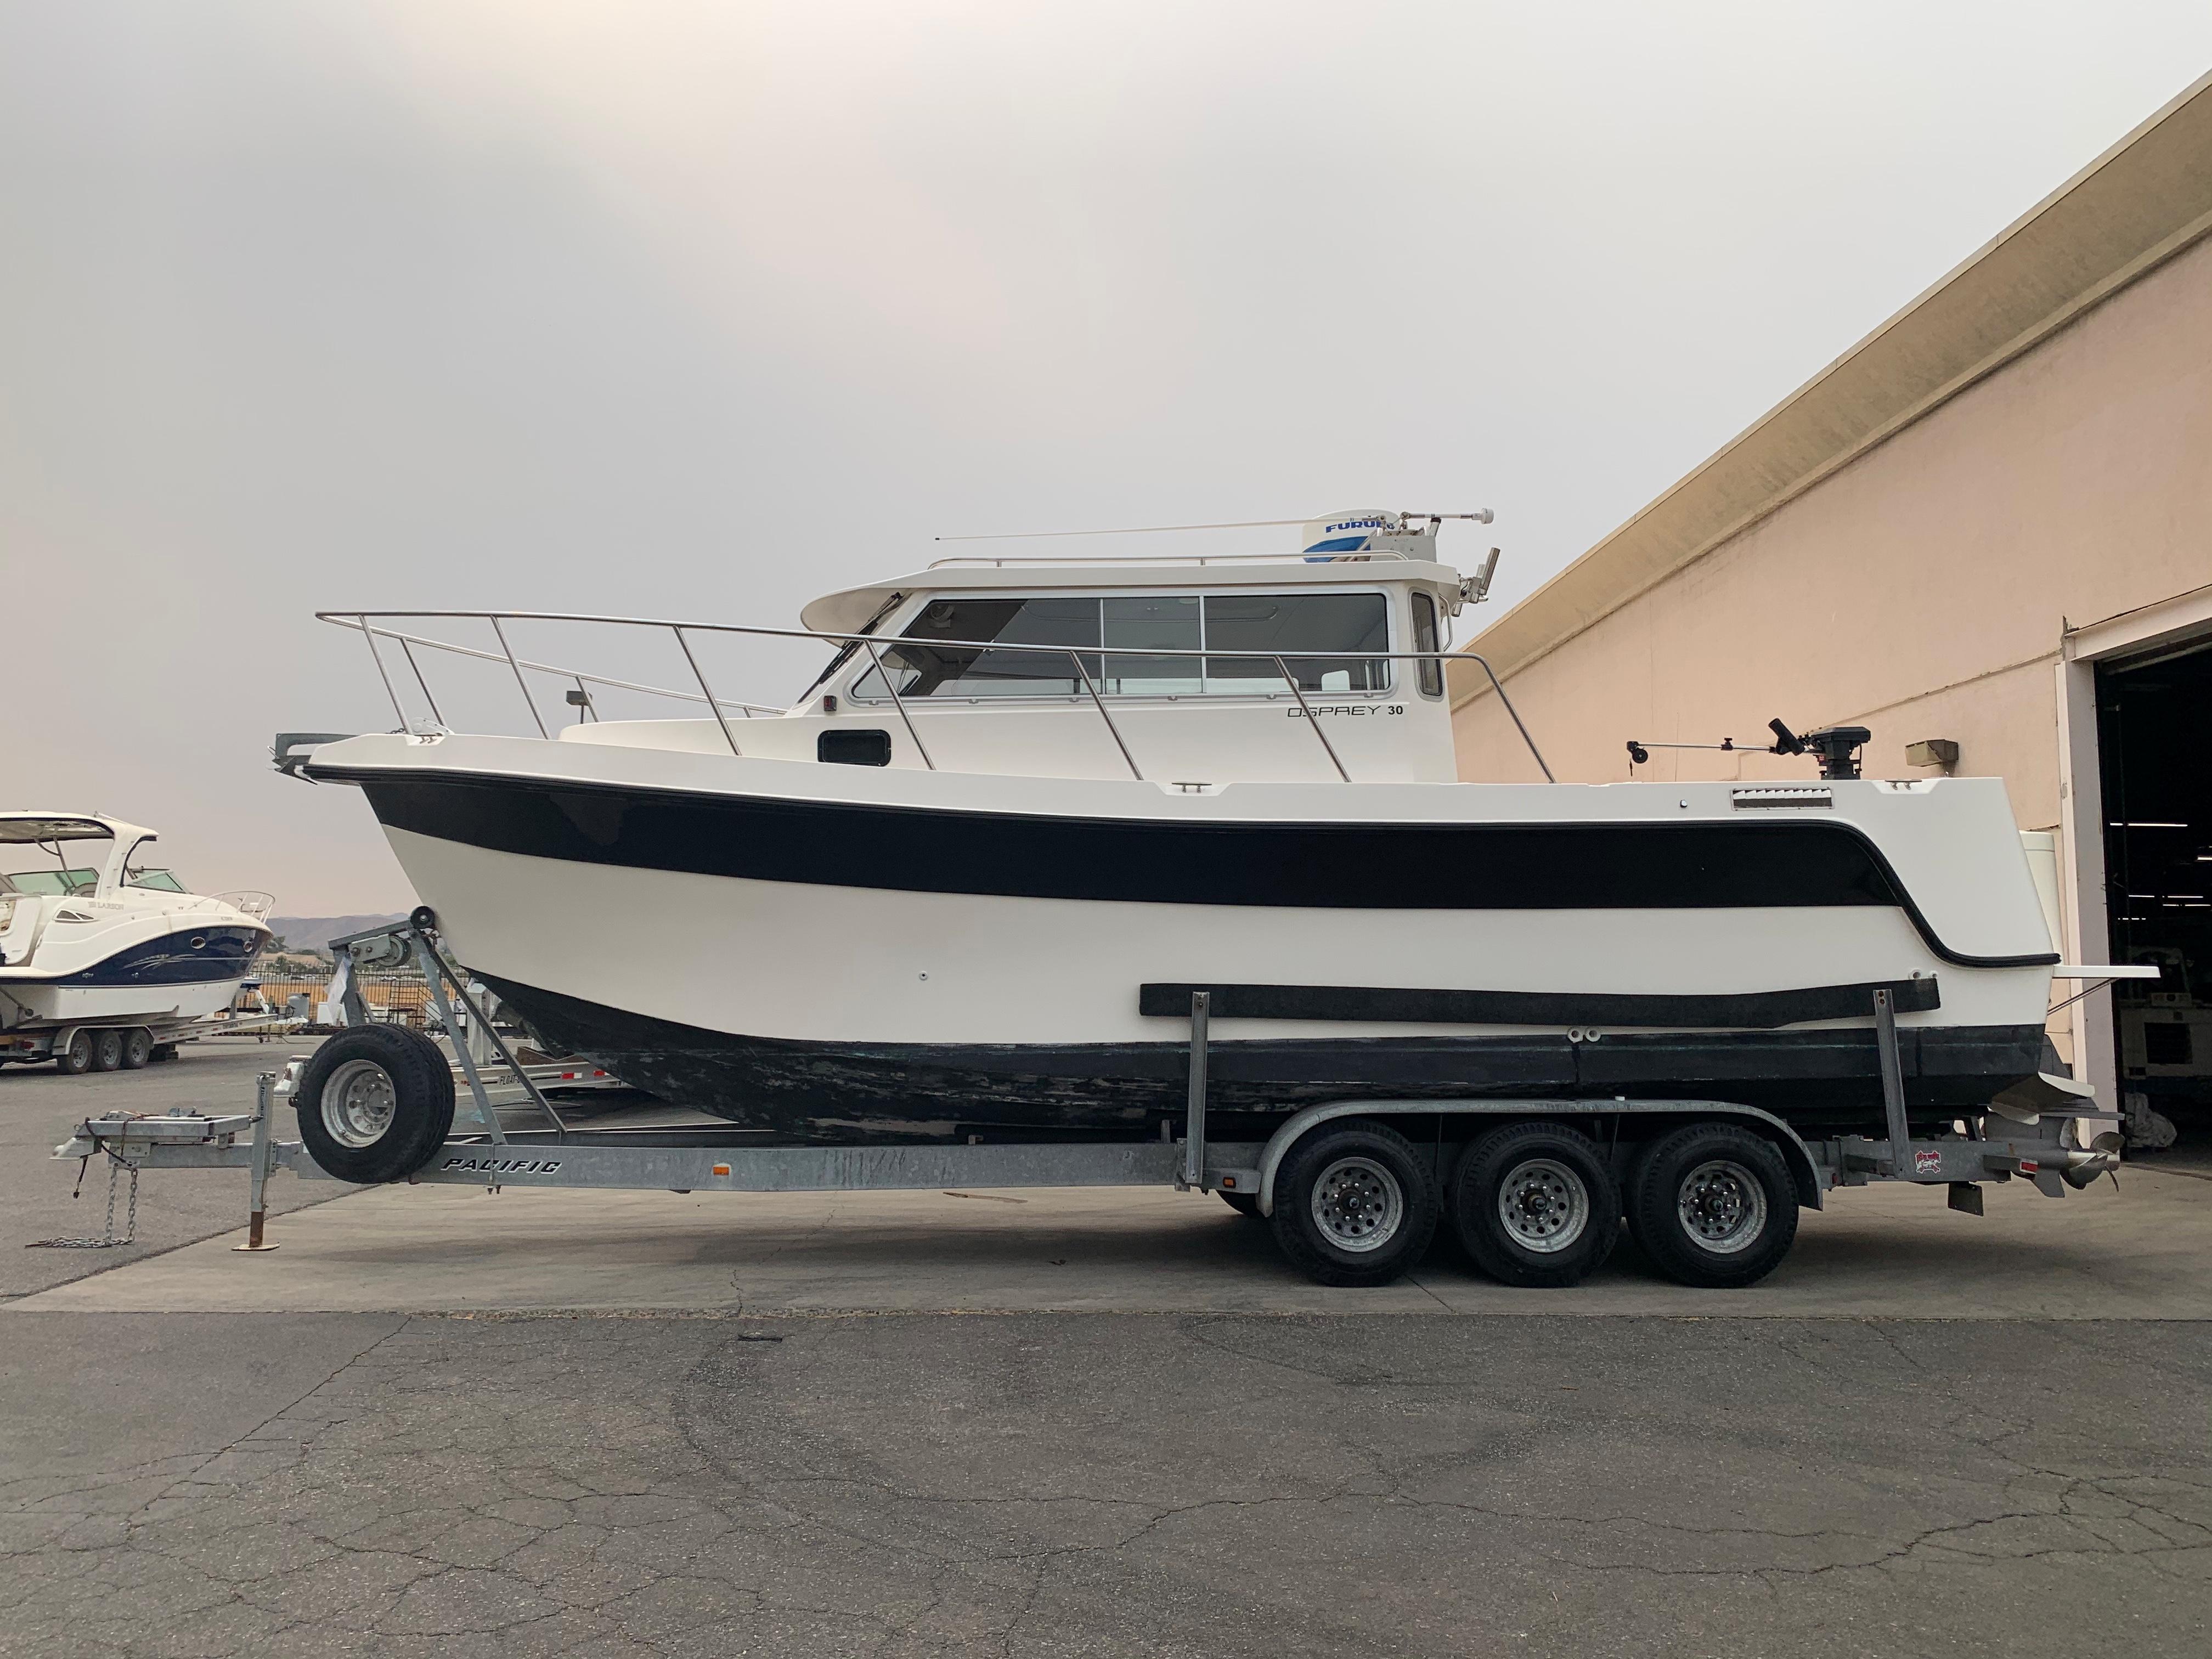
1629 1123 1798 1289
150 1043 179 1063
89 1029 125 1073
1453 1120 1621 1288
1269 1119 1438 1287
294 1025 455 1183
119 1028 153 1070
1218 1190 1263 1219
56 1032 94 1075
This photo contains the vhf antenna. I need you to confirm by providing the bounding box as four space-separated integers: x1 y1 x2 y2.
934 510 1494 541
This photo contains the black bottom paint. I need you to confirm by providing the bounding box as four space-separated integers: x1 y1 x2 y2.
479 973 2048 1146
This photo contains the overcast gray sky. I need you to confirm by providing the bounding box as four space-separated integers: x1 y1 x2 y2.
7 2 2211 915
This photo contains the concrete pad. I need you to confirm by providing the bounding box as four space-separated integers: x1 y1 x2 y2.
0 1041 356 1300
13 1161 2211 1317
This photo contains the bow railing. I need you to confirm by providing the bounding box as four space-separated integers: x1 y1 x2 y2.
319 610 1553 785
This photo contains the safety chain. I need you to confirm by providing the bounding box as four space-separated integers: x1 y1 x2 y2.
27 1143 143 1250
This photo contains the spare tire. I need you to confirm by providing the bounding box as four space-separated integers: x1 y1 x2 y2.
294 1025 455 1182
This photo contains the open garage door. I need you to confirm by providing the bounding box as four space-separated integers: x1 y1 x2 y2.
2100 641 2212 1147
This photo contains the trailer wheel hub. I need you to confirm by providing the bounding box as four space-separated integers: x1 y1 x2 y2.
1497 1158 1590 1253
322 1059 399 1148
1677 1159 1767 1254
1311 1155 1403 1253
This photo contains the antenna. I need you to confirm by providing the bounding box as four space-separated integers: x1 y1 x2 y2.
936 509 1493 542
936 518 1307 542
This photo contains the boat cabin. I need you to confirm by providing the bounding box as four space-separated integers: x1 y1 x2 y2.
0 815 168 902
564 553 1475 784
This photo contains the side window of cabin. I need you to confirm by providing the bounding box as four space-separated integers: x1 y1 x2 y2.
1410 592 1442 698
1102 596 1200 693
1205 594 1388 693
849 591 1389 698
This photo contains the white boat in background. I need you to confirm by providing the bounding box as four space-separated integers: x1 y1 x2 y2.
281 510 2064 1144
0 813 273 1071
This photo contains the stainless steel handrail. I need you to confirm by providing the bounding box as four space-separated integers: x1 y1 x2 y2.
325 616 786 717
672 627 741 758
356 613 405 724
1271 654 1349 783
396 636 445 727
860 637 934 771
1066 649 1143 781
488 616 548 739
924 550 1418 569
317 609 1553 782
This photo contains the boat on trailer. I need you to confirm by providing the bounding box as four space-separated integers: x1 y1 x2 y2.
284 511 2069 1149
0 812 273 1071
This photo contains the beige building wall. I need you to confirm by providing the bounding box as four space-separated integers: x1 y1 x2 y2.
1454 230 2212 837
1450 72 2212 1107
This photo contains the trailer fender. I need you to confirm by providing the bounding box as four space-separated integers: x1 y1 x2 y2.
1253 1098 1824 1219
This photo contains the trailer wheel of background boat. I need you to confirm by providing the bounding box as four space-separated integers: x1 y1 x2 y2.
88 1029 125 1073
54 1031 94 1075
293 1025 456 1183
1218 1190 1264 1220
149 1043 178 1063
118 1028 153 1070
1451 1119 1622 1288
1269 1119 1438 1287
1628 1123 1800 1289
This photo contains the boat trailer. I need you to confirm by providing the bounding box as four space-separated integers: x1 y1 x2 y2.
50 920 2133 1283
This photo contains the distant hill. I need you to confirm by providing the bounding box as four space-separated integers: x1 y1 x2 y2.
266 915 408 954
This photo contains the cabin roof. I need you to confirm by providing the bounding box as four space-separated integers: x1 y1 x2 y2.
0 812 146 845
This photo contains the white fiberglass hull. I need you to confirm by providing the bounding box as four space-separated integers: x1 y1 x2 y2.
0 978 248 1033
310 732 2061 1142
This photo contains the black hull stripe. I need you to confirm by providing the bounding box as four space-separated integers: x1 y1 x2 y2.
1138 978 1941 1029
320 765 2059 969
477 972 2046 1143
10 927 266 986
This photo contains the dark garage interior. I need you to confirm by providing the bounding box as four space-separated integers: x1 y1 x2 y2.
2100 639 2212 1146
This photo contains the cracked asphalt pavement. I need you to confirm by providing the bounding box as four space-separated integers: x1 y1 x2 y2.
6 1056 2209 1652
3 1310 2207 1656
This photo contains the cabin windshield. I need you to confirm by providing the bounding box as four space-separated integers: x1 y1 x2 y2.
0 868 99 896
851 591 1391 699
126 868 187 893
0 827 114 897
